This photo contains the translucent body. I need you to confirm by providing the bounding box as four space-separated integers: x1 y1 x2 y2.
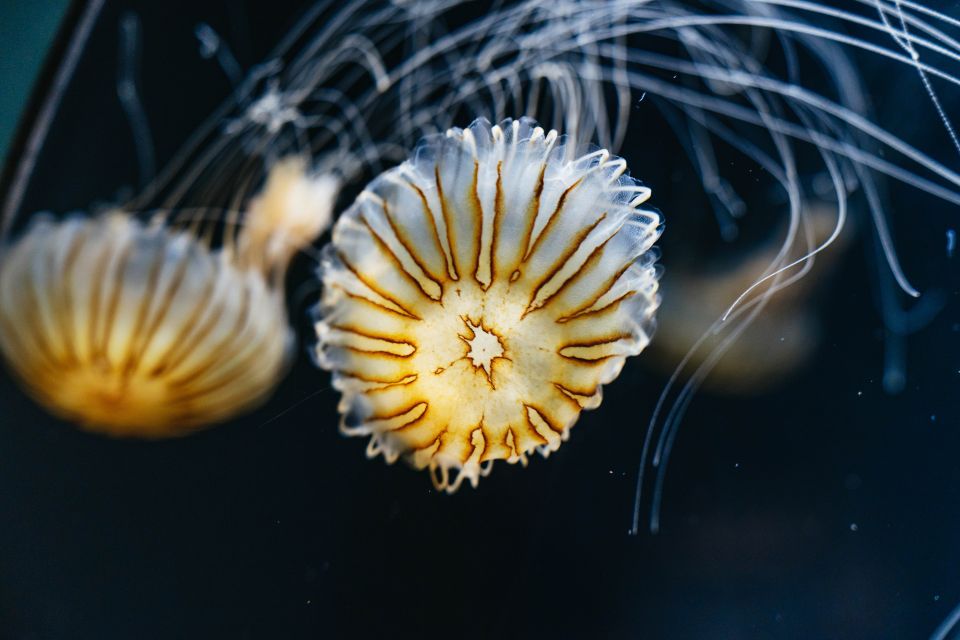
0 158 334 436
313 118 661 491
0 213 290 435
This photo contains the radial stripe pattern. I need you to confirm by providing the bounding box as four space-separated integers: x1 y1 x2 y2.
0 213 293 436
313 117 662 491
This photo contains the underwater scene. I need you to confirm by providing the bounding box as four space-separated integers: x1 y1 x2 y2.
1 1 959 638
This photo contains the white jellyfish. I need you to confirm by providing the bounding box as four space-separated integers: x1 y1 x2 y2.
312 117 661 491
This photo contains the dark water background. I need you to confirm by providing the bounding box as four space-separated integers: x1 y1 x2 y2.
1 1 959 638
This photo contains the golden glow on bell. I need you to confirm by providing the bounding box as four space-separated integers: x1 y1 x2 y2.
314 118 662 491
0 158 335 436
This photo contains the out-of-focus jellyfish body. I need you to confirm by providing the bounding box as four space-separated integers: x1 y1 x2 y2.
312 117 661 491
0 154 335 436
646 201 854 395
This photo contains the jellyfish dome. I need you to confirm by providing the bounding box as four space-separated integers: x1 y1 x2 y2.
0 157 335 437
313 117 662 491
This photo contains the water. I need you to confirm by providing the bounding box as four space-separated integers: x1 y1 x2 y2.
1 1 959 638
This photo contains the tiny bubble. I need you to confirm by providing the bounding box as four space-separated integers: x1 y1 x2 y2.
935 594 941 601
931 415 937 422
857 391 863 397
850 523 859 532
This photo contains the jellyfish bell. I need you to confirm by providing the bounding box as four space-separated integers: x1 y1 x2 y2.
646 200 856 395
0 156 335 437
312 117 662 492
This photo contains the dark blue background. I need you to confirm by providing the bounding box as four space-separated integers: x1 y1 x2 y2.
1 2 959 638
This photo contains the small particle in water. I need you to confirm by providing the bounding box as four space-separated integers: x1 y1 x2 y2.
947 229 956 258
734 463 740 469
935 594 941 602
931 415 937 422
857 391 863 397
850 523 859 532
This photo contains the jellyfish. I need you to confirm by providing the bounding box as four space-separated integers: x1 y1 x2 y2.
0 155 335 436
312 117 661 491
645 200 855 395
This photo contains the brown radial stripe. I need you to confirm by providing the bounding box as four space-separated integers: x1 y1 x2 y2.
557 290 634 323
329 323 417 350
358 215 439 303
338 289 419 320
509 162 546 276
336 249 421 320
526 212 607 308
490 161 504 285
434 165 460 281
381 198 445 285
553 380 600 399
371 401 427 425
550 249 635 321
468 160 486 289
521 177 584 263
338 371 417 386
521 404 559 443
402 178 454 281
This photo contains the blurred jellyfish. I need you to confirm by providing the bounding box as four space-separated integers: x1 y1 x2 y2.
0 9 337 436
0 156 334 437
312 117 661 491
646 200 854 395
